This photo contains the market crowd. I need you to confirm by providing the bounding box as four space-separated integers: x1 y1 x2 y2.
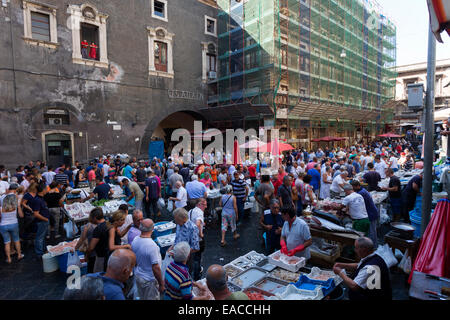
0 137 420 300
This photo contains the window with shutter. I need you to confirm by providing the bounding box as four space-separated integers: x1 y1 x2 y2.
31 12 50 41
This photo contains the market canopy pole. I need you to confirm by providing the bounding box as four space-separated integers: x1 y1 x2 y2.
421 25 436 236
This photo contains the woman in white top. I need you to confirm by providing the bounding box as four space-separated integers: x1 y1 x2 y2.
0 184 24 263
388 153 399 172
319 166 333 200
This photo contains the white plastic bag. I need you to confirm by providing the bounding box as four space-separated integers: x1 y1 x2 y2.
66 251 82 272
375 244 398 268
161 253 174 282
157 198 165 210
167 200 174 212
64 220 79 239
398 249 412 274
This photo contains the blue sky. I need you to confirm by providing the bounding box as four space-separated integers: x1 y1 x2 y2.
377 0 450 66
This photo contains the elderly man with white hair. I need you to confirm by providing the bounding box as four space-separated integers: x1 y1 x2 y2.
131 219 164 300
168 181 187 210
333 237 392 300
87 248 136 300
163 241 208 300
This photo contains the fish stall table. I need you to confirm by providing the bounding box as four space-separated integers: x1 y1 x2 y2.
217 250 345 300
409 271 450 300
309 226 363 247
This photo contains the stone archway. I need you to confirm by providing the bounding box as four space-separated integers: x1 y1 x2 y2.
140 109 206 157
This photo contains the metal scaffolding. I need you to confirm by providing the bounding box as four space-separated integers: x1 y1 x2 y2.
210 0 397 142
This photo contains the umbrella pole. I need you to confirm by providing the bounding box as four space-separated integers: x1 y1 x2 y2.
421 25 436 236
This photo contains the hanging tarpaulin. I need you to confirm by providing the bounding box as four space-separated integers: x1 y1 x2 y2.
427 0 450 43
149 140 164 161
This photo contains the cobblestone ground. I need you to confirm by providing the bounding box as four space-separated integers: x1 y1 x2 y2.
0 207 410 299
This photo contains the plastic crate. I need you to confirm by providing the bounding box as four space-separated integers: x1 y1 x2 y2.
57 251 87 274
292 274 336 297
152 221 176 239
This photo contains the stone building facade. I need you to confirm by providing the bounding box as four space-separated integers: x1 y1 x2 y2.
0 0 218 168
393 59 450 131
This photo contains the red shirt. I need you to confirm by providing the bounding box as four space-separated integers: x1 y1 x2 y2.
248 166 256 178
272 178 282 196
88 169 96 181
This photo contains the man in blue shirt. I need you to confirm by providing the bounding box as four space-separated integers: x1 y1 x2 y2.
185 175 207 209
307 164 321 197
83 177 113 202
123 163 133 180
351 181 379 245
87 249 136 300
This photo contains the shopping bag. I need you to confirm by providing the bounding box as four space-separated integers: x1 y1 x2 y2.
64 220 79 239
161 253 174 282
375 244 398 268
66 251 82 272
398 249 412 274
157 198 165 210
167 200 174 213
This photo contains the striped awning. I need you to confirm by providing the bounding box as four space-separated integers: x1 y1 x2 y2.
427 0 450 42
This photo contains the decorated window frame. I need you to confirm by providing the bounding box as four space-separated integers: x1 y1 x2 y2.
148 27 174 78
67 4 109 68
22 0 58 48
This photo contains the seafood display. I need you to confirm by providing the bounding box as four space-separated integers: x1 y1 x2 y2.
224 264 243 279
370 191 389 205
243 287 274 300
100 199 128 214
156 233 176 247
307 267 344 285
270 268 301 283
154 221 176 232
268 251 306 272
47 239 79 257
230 257 254 270
64 203 95 221
243 251 266 264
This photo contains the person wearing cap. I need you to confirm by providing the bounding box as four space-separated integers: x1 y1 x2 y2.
339 184 370 235
0 183 24 263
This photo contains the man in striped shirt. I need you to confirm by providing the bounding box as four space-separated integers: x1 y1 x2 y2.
163 241 208 300
54 165 69 185
230 171 248 219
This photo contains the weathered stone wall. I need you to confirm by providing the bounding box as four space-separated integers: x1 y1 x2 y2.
0 0 217 168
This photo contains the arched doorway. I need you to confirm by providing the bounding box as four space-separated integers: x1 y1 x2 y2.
142 110 206 157
42 130 75 167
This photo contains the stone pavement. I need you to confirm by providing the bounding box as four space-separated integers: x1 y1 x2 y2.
0 208 410 299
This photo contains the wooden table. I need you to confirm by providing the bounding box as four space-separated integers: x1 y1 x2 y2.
409 271 450 300
310 226 364 247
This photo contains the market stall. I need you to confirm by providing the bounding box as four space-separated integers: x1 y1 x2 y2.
198 250 345 300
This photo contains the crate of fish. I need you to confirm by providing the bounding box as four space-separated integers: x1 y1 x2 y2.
307 266 344 286
268 250 306 272
243 250 266 265
152 221 176 239
224 263 244 279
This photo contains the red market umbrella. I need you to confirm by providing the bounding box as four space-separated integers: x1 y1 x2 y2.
378 132 402 138
311 136 346 142
232 139 242 165
256 140 294 154
408 199 450 283
427 0 450 42
239 139 265 149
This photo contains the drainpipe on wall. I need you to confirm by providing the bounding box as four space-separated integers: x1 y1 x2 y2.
85 131 89 162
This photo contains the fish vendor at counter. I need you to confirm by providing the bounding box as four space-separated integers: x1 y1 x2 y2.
280 206 312 259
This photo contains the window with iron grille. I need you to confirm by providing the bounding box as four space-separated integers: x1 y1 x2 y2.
31 12 50 41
